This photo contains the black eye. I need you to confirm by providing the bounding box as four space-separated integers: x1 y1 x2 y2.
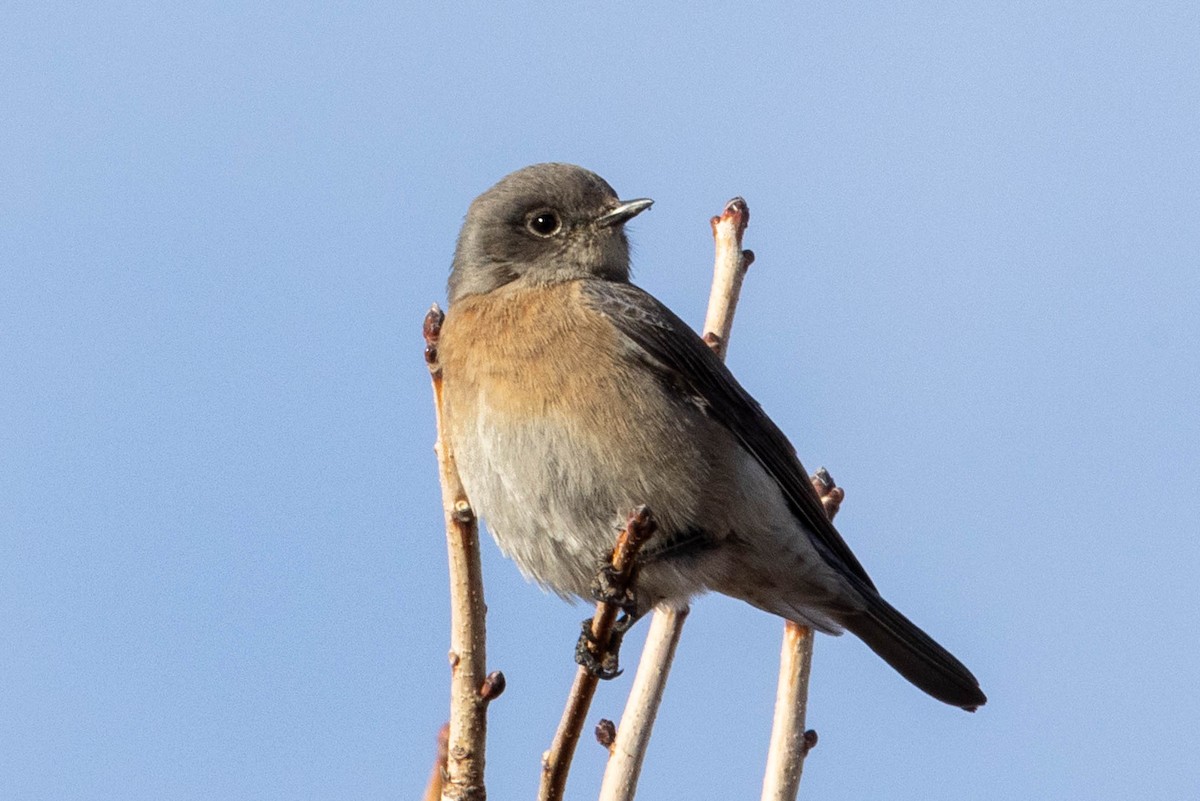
526 209 562 237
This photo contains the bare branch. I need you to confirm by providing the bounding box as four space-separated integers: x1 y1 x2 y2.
539 508 657 801
703 196 754 359
598 198 752 801
760 468 843 801
425 305 500 801
596 605 689 801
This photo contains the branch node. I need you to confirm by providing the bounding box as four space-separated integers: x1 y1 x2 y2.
622 504 657 554
423 304 445 375
452 499 475 524
595 719 617 752
742 249 755 268
812 468 844 519
803 729 819 753
479 670 506 702
708 197 749 238
813 467 834 491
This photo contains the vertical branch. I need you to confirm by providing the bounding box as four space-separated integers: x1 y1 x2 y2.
760 468 843 801
595 604 689 801
702 197 754 360
761 624 816 800
598 198 753 801
539 508 657 801
425 306 503 801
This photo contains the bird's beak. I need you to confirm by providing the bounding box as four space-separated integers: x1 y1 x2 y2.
596 198 654 228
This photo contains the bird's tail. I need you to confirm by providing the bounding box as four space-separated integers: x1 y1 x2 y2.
838 587 987 711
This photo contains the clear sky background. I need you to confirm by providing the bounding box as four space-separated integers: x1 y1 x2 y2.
3 3 1197 800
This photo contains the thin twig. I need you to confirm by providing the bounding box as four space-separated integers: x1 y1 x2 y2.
702 197 754 362
760 468 843 801
539 507 657 801
425 305 502 801
598 198 753 801
596 605 689 801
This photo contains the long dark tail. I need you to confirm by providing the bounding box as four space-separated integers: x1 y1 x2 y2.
838 588 987 711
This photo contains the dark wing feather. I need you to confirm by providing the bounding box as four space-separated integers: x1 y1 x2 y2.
582 280 876 591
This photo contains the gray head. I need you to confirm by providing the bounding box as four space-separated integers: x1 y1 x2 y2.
448 163 653 305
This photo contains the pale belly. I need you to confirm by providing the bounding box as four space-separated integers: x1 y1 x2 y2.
438 281 848 625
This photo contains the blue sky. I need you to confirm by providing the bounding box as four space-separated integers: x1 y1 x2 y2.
2 3 1197 799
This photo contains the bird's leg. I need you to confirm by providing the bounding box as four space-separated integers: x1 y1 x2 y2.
575 556 645 680
573 508 656 681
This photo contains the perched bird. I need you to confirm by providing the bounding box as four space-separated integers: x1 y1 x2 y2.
438 163 986 710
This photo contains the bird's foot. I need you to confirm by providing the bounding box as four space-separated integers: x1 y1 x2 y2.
576 617 622 679
590 564 638 614
574 612 640 680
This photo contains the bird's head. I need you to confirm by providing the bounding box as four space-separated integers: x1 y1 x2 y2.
448 163 653 304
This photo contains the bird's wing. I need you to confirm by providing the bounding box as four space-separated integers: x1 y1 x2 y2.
581 279 876 590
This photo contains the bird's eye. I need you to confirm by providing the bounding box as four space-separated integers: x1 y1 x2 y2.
526 210 562 238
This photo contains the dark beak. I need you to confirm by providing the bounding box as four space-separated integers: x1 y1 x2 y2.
596 198 654 228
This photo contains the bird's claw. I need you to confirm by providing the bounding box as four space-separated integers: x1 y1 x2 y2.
590 565 638 614
576 618 622 679
574 616 631 680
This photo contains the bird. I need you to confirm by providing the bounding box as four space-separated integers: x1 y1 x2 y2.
437 162 986 711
